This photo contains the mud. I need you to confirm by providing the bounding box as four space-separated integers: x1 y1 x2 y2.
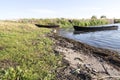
0 46 4 50
49 34 120 80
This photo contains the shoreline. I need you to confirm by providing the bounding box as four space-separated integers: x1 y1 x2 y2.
50 34 120 80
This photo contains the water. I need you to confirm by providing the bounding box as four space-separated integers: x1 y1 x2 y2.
59 24 120 52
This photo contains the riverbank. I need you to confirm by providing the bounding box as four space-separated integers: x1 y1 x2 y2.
1 21 120 79
50 33 120 80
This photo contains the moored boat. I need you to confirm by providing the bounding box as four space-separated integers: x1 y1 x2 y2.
35 24 59 28
73 25 118 32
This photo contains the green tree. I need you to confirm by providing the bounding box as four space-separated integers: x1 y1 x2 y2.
100 15 107 19
91 15 97 19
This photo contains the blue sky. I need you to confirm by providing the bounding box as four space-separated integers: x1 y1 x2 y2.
0 0 120 19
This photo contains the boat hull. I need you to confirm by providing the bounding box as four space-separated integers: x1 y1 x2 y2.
35 24 59 28
74 25 118 32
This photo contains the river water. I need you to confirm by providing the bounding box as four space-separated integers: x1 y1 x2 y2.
59 24 120 52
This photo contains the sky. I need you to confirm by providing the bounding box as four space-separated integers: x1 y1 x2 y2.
0 0 120 19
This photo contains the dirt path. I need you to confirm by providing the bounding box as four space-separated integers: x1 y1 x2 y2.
50 34 120 80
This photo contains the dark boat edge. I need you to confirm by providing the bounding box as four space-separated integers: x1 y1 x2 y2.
73 25 118 32
35 24 59 28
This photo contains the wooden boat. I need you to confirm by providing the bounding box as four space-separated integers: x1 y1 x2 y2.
35 24 59 28
73 25 118 32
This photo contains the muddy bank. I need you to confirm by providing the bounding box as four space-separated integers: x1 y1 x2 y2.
49 34 120 80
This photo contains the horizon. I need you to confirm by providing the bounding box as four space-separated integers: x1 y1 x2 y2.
0 0 120 20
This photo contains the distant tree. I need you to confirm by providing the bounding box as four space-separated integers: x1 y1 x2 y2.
100 15 107 19
91 15 97 19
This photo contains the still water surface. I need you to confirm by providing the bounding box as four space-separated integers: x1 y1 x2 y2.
59 24 120 52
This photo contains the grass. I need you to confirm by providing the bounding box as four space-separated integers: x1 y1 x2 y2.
0 21 61 80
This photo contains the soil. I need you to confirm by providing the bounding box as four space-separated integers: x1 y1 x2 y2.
49 33 120 80
0 59 18 69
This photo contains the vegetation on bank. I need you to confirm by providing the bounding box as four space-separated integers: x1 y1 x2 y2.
0 21 61 80
71 19 108 27
17 18 109 28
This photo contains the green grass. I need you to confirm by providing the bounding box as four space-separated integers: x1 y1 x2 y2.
0 21 61 80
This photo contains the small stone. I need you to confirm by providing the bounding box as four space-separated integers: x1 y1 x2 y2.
84 64 91 68
70 69 81 74
92 68 97 73
76 69 81 73
74 57 83 62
